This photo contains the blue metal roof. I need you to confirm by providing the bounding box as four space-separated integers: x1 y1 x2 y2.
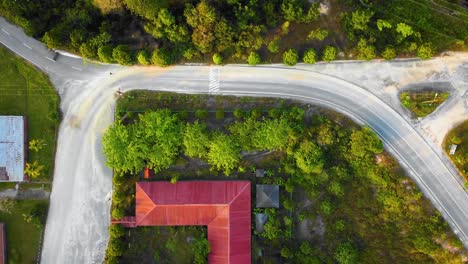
0 116 24 182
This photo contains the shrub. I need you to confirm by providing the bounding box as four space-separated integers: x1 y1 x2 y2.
303 48 317 64
79 41 96 59
233 109 243 119
152 48 173 67
98 45 115 63
137 50 151 65
268 38 280 53
195 109 208 119
356 38 376 61
247 51 261 65
109 224 125 238
307 29 328 41
212 53 223 65
322 46 337 62
417 43 435 60
251 109 262 119
282 48 299 66
268 108 281 118
0 199 17 214
215 109 224 120
178 110 188 120
111 207 125 220
382 46 396 60
112 45 133 65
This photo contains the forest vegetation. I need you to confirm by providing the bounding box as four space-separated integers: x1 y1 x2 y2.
0 0 466 66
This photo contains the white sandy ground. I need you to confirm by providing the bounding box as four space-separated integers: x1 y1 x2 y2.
1 16 467 263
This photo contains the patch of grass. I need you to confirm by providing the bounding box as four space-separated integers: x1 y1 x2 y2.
400 90 449 118
444 120 468 179
0 200 47 264
0 46 60 180
121 226 205 264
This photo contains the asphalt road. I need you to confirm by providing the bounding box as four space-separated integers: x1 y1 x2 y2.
1 16 468 264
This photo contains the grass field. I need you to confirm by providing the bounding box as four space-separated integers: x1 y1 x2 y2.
400 90 449 118
0 46 60 180
0 199 47 264
444 120 468 179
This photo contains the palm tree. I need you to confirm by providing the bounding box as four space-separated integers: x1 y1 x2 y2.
24 161 44 179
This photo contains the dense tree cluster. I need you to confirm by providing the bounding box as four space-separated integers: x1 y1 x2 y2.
1 0 465 65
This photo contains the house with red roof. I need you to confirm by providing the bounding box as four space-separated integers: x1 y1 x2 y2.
113 181 251 264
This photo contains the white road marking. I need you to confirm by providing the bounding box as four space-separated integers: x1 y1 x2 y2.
45 57 55 62
22 43 32 49
72 67 82 71
1 28 9 35
208 67 220 92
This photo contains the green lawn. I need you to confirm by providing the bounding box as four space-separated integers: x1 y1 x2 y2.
0 200 47 264
0 46 60 180
444 120 468 179
400 90 449 118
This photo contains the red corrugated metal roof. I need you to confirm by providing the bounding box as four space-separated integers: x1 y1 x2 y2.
134 181 251 264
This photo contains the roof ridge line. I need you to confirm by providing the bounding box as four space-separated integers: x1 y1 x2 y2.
228 182 250 206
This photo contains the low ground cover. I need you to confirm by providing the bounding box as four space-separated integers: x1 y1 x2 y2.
104 91 465 264
400 90 449 118
0 199 48 264
0 46 60 181
444 120 467 179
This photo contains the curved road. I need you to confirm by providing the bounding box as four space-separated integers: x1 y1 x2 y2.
1 17 468 264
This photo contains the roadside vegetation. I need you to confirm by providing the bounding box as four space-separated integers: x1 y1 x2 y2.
444 120 467 179
0 199 48 264
0 46 60 180
104 91 466 263
0 46 58 263
400 90 449 118
0 0 466 67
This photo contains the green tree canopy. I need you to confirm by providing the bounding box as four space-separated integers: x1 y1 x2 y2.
283 48 299 66
212 53 223 65
335 241 358 264
417 43 435 60
322 46 337 62
207 133 240 175
294 140 324 174
137 50 151 65
349 126 383 158
247 51 261 65
183 121 210 159
303 48 317 64
98 45 114 63
112 45 133 65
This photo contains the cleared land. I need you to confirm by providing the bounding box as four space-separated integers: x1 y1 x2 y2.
444 120 467 179
0 46 60 181
105 92 466 264
400 90 449 118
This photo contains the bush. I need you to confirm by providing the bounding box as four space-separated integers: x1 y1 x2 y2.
137 50 151 65
215 109 224 120
233 109 243 119
417 43 435 60
98 45 115 63
80 41 97 59
109 224 125 239
356 38 376 61
152 48 173 67
0 199 17 214
307 29 328 41
268 38 280 53
112 45 133 65
247 51 261 65
322 46 337 62
178 110 188 120
382 46 396 60
251 109 262 119
107 239 125 257
195 109 208 119
111 207 125 220
303 48 317 64
268 108 281 118
282 48 299 66
212 53 223 65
